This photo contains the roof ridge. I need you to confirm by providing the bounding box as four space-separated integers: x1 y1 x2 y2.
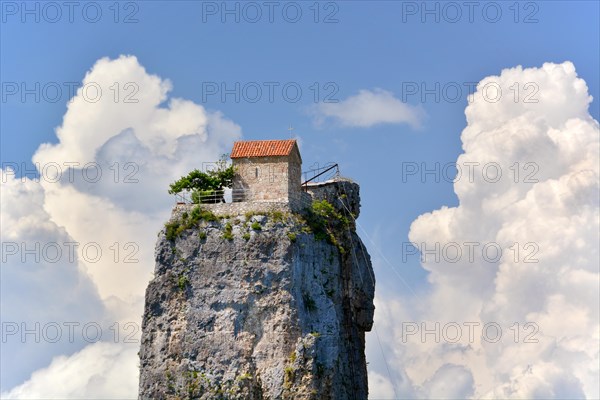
230 139 300 159
232 138 296 143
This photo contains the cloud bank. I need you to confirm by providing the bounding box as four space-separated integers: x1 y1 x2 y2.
1 55 241 397
369 61 599 399
2 58 597 399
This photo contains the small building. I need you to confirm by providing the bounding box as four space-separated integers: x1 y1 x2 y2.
230 139 302 204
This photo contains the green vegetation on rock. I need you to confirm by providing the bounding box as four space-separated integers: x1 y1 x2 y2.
165 206 218 241
300 199 351 254
222 222 234 240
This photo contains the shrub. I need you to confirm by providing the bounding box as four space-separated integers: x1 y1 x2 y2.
237 373 252 381
178 275 189 291
190 205 202 221
166 206 219 241
198 231 207 240
165 221 180 241
190 206 217 223
312 199 336 219
242 232 251 241
283 366 295 389
222 222 234 240
251 221 262 231
287 232 296 242
304 200 351 250
271 210 284 222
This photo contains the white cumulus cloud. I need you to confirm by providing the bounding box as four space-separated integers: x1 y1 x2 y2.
1 55 241 397
0 169 105 391
368 61 599 399
2 342 139 399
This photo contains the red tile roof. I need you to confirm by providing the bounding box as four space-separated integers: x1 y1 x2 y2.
230 139 299 159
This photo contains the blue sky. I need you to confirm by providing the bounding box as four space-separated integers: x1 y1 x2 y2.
1 1 599 398
3 0 598 288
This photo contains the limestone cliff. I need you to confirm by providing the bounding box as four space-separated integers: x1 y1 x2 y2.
138 180 375 399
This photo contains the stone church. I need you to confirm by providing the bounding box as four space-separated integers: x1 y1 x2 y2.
230 139 302 204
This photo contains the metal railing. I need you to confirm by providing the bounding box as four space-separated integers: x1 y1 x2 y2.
175 189 249 204
173 160 342 205
301 163 340 188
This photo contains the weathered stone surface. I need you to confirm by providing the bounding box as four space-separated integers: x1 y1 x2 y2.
139 181 375 399
305 179 361 219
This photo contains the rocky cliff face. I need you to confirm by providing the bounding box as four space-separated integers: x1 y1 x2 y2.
138 181 375 399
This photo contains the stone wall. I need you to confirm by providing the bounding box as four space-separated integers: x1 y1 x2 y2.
172 201 294 220
232 153 301 203
172 179 353 219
